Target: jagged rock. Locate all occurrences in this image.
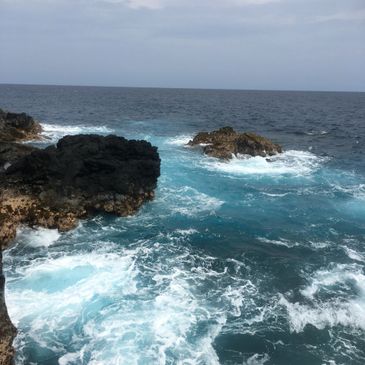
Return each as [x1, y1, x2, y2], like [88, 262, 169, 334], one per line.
[0, 108, 43, 142]
[0, 134, 161, 248]
[188, 126, 282, 160]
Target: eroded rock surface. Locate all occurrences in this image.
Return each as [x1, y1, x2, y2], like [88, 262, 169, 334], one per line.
[0, 142, 37, 172]
[0, 108, 42, 142]
[0, 134, 161, 247]
[188, 126, 282, 160]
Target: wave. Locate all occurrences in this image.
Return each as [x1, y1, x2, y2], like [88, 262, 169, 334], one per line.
[41, 123, 114, 142]
[16, 226, 60, 248]
[165, 134, 193, 146]
[304, 130, 329, 136]
[279, 264, 365, 333]
[200, 150, 326, 177]
[5, 235, 258, 365]
[332, 183, 365, 201]
[258, 237, 299, 248]
[344, 247, 365, 263]
[157, 186, 224, 216]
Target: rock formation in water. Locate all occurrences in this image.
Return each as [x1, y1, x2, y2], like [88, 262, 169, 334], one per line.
[0, 111, 161, 364]
[0, 134, 161, 247]
[0, 108, 43, 142]
[188, 126, 282, 160]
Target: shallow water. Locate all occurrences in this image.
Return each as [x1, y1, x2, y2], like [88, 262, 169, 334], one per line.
[1, 85, 365, 364]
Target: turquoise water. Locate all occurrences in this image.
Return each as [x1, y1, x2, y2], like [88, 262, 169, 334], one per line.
[1, 85, 365, 364]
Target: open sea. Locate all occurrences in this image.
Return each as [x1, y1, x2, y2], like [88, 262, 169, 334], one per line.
[1, 84, 365, 365]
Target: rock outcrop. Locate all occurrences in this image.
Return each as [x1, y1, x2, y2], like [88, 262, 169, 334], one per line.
[0, 108, 43, 142]
[188, 126, 282, 160]
[0, 112, 160, 364]
[0, 134, 161, 247]
[0, 142, 37, 172]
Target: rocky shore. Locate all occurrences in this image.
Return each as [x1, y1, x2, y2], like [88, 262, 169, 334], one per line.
[0, 110, 160, 364]
[188, 126, 282, 159]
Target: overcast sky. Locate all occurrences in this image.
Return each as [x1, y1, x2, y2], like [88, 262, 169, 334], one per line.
[0, 0, 364, 91]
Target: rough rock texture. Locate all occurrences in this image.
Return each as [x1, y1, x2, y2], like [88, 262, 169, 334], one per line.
[0, 250, 16, 365]
[0, 134, 161, 248]
[0, 108, 43, 142]
[0, 132, 160, 363]
[188, 126, 282, 160]
[0, 142, 37, 172]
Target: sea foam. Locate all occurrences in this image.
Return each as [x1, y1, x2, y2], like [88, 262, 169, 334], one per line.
[41, 123, 114, 142]
[200, 150, 326, 177]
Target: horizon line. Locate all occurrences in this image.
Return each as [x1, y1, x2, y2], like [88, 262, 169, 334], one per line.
[0, 82, 364, 94]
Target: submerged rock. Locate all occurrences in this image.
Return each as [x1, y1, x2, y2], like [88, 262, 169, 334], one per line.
[188, 126, 282, 160]
[0, 108, 43, 142]
[0, 134, 161, 247]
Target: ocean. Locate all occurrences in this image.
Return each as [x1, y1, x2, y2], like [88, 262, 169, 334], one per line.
[1, 84, 365, 365]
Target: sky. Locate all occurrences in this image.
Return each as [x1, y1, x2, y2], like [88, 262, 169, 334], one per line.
[0, 0, 364, 91]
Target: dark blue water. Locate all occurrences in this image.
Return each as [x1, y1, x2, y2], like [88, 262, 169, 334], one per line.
[1, 85, 365, 365]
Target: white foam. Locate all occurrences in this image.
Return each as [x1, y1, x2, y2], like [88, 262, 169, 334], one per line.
[165, 135, 193, 146]
[261, 192, 289, 197]
[280, 264, 365, 333]
[309, 241, 331, 249]
[258, 237, 299, 248]
[305, 130, 328, 136]
[344, 247, 365, 262]
[158, 186, 224, 216]
[173, 229, 199, 238]
[245, 353, 270, 365]
[16, 227, 60, 248]
[41, 123, 114, 142]
[331, 183, 365, 201]
[200, 150, 325, 177]
[5, 240, 255, 364]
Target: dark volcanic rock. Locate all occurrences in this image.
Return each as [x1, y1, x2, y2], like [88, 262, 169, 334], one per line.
[0, 142, 37, 172]
[0, 108, 43, 142]
[0, 251, 16, 365]
[188, 126, 282, 160]
[0, 134, 161, 247]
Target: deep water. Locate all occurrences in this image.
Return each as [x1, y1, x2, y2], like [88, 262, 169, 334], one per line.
[1, 85, 365, 365]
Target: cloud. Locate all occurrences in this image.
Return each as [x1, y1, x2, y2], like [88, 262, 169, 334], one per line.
[231, 0, 280, 5]
[313, 8, 365, 23]
[99, 0, 163, 9]
[98, 0, 280, 10]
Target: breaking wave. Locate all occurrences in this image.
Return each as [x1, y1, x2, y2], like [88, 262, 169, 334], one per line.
[200, 150, 326, 177]
[41, 123, 114, 142]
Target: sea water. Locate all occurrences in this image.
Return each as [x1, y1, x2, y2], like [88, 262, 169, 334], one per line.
[1, 85, 365, 364]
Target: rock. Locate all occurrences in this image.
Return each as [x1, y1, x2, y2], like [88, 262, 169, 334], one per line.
[0, 108, 43, 142]
[0, 134, 161, 247]
[188, 126, 282, 160]
[0, 251, 16, 365]
[0, 142, 37, 172]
